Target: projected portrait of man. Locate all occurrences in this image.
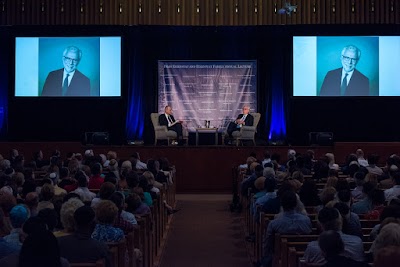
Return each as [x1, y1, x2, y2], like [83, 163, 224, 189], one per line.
[319, 45, 369, 96]
[41, 46, 91, 96]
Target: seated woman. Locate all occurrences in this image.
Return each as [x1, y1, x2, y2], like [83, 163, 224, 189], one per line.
[92, 200, 124, 243]
[125, 193, 150, 216]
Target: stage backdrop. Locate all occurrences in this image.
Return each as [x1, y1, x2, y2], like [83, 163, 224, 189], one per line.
[157, 61, 257, 132]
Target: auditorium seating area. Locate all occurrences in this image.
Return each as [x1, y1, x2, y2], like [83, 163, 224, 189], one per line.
[236, 149, 400, 267]
[0, 148, 176, 267]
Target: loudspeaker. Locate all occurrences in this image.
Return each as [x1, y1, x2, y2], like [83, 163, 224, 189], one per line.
[84, 132, 109, 145]
[309, 132, 333, 146]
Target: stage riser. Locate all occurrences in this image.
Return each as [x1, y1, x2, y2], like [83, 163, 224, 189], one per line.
[1, 142, 400, 193]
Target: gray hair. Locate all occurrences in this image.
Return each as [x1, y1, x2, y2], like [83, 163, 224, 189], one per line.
[63, 46, 82, 60]
[341, 45, 361, 60]
[373, 223, 400, 258]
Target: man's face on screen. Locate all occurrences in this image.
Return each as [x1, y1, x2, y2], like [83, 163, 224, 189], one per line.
[62, 51, 80, 73]
[341, 49, 358, 73]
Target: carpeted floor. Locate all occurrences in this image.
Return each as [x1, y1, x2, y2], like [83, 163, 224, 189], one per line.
[159, 194, 252, 267]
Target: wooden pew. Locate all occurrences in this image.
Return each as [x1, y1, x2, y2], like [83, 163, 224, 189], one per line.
[107, 238, 127, 267]
[70, 258, 105, 267]
[126, 231, 137, 267]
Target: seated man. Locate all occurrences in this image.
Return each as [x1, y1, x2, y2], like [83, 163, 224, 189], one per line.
[158, 105, 184, 145]
[58, 206, 110, 266]
[261, 190, 312, 267]
[319, 230, 369, 267]
[303, 207, 365, 265]
[226, 105, 254, 143]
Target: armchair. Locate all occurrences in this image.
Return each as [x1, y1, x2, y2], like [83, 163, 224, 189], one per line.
[151, 113, 188, 145]
[224, 113, 261, 146]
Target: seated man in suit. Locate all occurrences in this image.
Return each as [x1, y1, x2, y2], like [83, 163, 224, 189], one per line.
[319, 45, 369, 96]
[226, 105, 254, 144]
[158, 105, 184, 145]
[41, 46, 91, 96]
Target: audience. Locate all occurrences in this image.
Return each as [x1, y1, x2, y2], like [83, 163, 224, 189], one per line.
[0, 147, 396, 267]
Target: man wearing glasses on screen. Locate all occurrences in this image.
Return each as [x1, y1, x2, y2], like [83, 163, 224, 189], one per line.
[41, 46, 91, 96]
[319, 45, 369, 96]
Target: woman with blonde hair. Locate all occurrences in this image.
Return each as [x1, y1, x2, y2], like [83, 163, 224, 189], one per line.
[54, 198, 84, 237]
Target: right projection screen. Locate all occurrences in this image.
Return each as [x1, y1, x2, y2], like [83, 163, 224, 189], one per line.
[158, 61, 257, 132]
[293, 36, 400, 96]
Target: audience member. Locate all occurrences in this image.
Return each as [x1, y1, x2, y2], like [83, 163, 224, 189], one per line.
[72, 171, 96, 202]
[126, 193, 150, 215]
[299, 179, 321, 207]
[58, 205, 110, 266]
[92, 200, 124, 242]
[373, 246, 400, 267]
[351, 182, 376, 214]
[54, 198, 84, 237]
[334, 202, 362, 238]
[366, 154, 383, 176]
[0, 230, 70, 267]
[318, 230, 368, 267]
[261, 190, 312, 266]
[352, 172, 366, 202]
[88, 163, 104, 190]
[370, 222, 400, 259]
[303, 207, 365, 265]
[384, 172, 400, 201]
[109, 192, 136, 233]
[3, 205, 29, 248]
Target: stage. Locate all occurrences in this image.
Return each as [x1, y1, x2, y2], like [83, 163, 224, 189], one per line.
[1, 142, 400, 193]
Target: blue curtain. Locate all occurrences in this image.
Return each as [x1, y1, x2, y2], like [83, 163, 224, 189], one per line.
[267, 35, 288, 142]
[0, 29, 8, 139]
[125, 32, 145, 141]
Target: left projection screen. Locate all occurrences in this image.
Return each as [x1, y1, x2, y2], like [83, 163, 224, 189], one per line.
[15, 37, 121, 97]
[158, 61, 257, 132]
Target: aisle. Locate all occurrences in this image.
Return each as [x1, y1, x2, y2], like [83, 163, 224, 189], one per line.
[159, 194, 252, 267]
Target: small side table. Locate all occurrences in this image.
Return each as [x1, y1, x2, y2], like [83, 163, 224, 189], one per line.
[195, 127, 219, 146]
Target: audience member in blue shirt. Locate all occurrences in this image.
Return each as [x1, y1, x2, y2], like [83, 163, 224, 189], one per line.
[261, 190, 312, 266]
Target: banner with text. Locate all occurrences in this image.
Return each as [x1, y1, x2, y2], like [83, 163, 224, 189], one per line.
[158, 61, 257, 132]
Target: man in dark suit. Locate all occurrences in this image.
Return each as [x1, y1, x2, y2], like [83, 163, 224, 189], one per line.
[319, 45, 369, 96]
[41, 46, 91, 96]
[226, 105, 254, 139]
[158, 105, 184, 145]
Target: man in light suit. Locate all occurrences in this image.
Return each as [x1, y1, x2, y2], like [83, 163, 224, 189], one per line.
[226, 105, 254, 139]
[319, 45, 369, 96]
[41, 46, 91, 96]
[158, 105, 184, 145]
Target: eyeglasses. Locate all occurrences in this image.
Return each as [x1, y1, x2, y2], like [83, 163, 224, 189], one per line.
[341, 55, 358, 63]
[63, 56, 79, 64]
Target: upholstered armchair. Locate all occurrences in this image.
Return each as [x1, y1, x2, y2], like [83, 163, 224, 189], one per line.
[151, 113, 188, 145]
[225, 113, 261, 146]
